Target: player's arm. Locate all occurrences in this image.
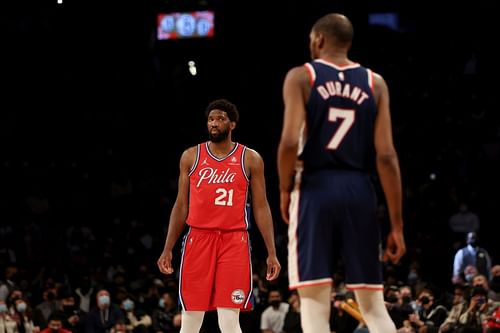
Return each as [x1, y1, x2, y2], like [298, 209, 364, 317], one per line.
[373, 72, 406, 264]
[157, 146, 196, 274]
[246, 148, 281, 281]
[277, 65, 309, 224]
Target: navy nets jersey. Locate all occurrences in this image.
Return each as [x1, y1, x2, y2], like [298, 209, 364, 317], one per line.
[299, 59, 377, 174]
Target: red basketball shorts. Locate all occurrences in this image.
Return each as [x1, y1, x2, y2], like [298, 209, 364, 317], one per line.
[179, 228, 253, 311]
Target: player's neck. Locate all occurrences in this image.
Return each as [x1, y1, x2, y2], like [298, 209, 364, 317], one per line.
[320, 52, 352, 66]
[208, 140, 236, 158]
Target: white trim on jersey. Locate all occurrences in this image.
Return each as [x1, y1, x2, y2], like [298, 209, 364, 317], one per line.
[304, 62, 316, 86]
[290, 278, 333, 290]
[240, 146, 249, 182]
[178, 228, 192, 311]
[205, 142, 239, 161]
[244, 230, 253, 309]
[243, 190, 250, 230]
[366, 68, 374, 93]
[188, 145, 201, 176]
[288, 168, 302, 288]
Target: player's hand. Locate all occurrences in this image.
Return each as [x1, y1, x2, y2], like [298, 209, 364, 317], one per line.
[280, 191, 291, 224]
[266, 255, 281, 281]
[383, 229, 406, 264]
[157, 249, 174, 274]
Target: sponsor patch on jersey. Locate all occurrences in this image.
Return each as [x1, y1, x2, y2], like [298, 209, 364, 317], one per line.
[228, 156, 239, 166]
[231, 289, 245, 304]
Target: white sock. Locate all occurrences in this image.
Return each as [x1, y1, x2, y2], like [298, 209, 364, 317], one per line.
[298, 285, 332, 333]
[354, 289, 396, 333]
[217, 308, 242, 333]
[180, 310, 205, 333]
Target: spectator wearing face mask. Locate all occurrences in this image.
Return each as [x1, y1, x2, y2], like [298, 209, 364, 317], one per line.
[0, 299, 19, 333]
[151, 291, 180, 333]
[260, 288, 289, 333]
[120, 298, 151, 333]
[471, 274, 499, 302]
[33, 288, 60, 330]
[439, 284, 470, 333]
[458, 285, 495, 333]
[56, 290, 85, 333]
[408, 289, 448, 333]
[39, 313, 70, 333]
[12, 298, 38, 333]
[452, 232, 492, 285]
[84, 289, 124, 333]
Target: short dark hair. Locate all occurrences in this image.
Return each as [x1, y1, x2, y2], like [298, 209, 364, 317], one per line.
[313, 13, 353, 46]
[471, 285, 487, 297]
[205, 99, 239, 124]
[48, 311, 65, 322]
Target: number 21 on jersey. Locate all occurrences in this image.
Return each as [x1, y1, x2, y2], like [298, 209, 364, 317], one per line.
[215, 188, 233, 206]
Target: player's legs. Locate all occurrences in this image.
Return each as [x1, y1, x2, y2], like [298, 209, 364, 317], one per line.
[180, 310, 205, 333]
[354, 289, 396, 333]
[217, 308, 242, 333]
[297, 285, 331, 333]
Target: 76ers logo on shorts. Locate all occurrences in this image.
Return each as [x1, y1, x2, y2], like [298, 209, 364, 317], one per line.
[231, 289, 245, 304]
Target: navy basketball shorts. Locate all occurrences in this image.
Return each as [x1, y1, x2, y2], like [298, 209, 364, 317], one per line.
[288, 169, 383, 291]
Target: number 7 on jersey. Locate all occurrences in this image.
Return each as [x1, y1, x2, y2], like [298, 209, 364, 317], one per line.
[327, 107, 355, 150]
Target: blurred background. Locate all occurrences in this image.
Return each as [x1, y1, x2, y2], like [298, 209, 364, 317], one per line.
[1, 0, 499, 331]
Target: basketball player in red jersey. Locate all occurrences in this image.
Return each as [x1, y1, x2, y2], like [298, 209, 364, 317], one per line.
[158, 99, 281, 333]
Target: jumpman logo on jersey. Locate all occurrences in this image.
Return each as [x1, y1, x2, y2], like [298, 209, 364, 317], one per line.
[201, 158, 208, 165]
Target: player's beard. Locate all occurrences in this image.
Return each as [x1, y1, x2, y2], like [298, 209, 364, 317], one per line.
[209, 127, 230, 143]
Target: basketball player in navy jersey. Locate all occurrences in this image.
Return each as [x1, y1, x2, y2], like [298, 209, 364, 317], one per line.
[277, 13, 406, 333]
[158, 99, 280, 333]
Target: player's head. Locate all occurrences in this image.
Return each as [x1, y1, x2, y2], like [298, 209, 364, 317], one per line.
[310, 13, 353, 59]
[205, 99, 239, 143]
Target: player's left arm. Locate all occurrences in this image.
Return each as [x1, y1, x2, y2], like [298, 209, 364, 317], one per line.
[246, 148, 281, 281]
[373, 72, 406, 264]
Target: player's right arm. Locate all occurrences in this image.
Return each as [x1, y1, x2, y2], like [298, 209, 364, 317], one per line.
[157, 146, 196, 274]
[372, 72, 406, 265]
[277, 65, 309, 224]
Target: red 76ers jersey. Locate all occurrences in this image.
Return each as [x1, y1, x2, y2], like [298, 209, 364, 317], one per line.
[186, 142, 250, 231]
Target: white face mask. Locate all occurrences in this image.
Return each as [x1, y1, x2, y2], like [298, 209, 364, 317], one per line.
[16, 302, 27, 312]
[465, 274, 475, 282]
[98, 295, 110, 306]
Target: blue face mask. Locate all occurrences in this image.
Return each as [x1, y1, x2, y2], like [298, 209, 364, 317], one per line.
[0, 304, 8, 313]
[158, 298, 165, 308]
[123, 299, 134, 312]
[16, 302, 27, 313]
[98, 295, 110, 306]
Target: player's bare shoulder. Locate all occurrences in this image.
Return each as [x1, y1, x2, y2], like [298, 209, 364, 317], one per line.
[243, 147, 264, 177]
[372, 71, 389, 102]
[179, 145, 198, 171]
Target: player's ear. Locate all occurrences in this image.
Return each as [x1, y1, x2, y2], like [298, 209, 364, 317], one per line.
[230, 121, 236, 130]
[317, 33, 326, 48]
